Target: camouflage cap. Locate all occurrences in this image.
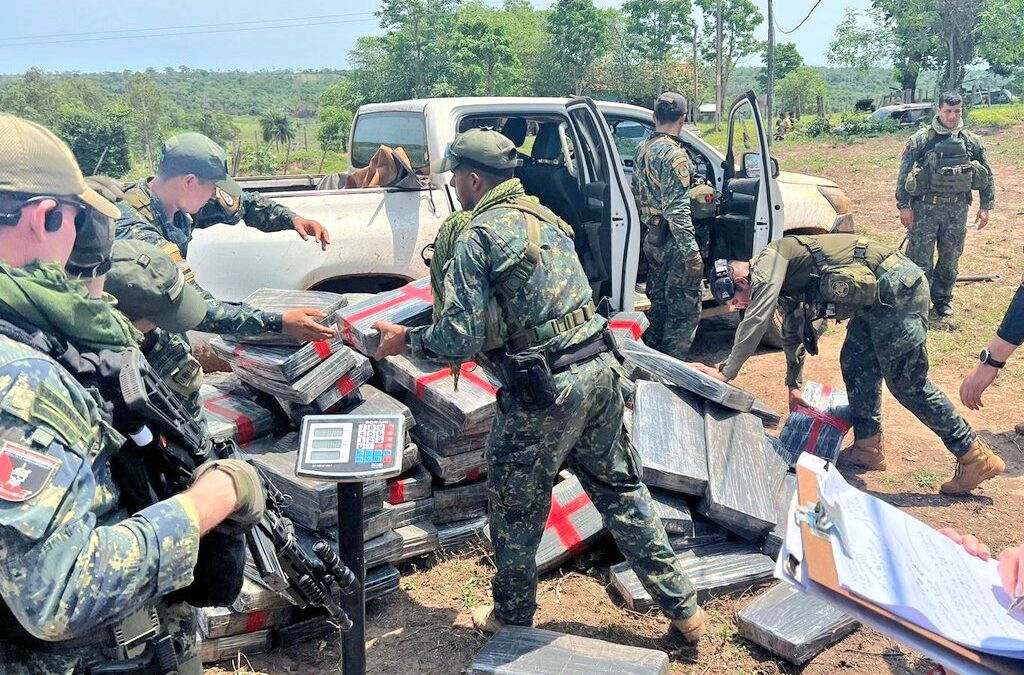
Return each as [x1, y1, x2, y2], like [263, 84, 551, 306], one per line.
[0, 114, 120, 219]
[434, 128, 521, 173]
[106, 239, 206, 333]
[655, 92, 688, 116]
[158, 132, 242, 198]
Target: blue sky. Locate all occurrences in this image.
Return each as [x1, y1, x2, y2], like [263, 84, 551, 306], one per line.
[0, 0, 872, 74]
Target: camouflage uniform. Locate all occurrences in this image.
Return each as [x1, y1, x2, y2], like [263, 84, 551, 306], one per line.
[408, 178, 698, 626]
[114, 185, 284, 336]
[720, 234, 975, 458]
[632, 133, 703, 358]
[896, 125, 995, 310]
[0, 278, 202, 674]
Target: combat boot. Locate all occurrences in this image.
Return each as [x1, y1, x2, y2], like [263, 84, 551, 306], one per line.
[470, 605, 505, 634]
[939, 437, 1005, 495]
[934, 303, 954, 318]
[671, 607, 707, 644]
[837, 433, 886, 471]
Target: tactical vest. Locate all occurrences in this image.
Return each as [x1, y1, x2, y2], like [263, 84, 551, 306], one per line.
[909, 133, 975, 195]
[795, 236, 877, 321]
[123, 186, 160, 227]
[471, 197, 582, 352]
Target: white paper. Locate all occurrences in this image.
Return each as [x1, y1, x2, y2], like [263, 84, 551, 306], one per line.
[819, 466, 1024, 658]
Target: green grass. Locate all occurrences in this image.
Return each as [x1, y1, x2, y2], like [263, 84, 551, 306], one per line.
[908, 468, 944, 490]
[968, 103, 1024, 129]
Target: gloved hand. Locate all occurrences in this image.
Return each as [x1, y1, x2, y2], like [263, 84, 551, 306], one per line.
[681, 249, 704, 286]
[193, 459, 266, 534]
[85, 175, 125, 204]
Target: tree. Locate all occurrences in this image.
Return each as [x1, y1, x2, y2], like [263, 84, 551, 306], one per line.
[757, 42, 803, 91]
[936, 0, 986, 92]
[319, 80, 357, 111]
[622, 0, 692, 93]
[260, 110, 296, 172]
[694, 0, 763, 102]
[125, 71, 167, 169]
[452, 15, 519, 95]
[541, 0, 610, 96]
[56, 104, 133, 177]
[376, 0, 463, 98]
[493, 0, 548, 94]
[978, 0, 1024, 75]
[316, 106, 353, 172]
[775, 66, 828, 117]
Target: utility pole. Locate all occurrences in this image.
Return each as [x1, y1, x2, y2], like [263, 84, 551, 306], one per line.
[692, 22, 699, 125]
[766, 0, 775, 145]
[715, 0, 723, 131]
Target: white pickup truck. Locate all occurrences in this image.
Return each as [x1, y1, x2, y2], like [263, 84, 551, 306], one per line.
[189, 93, 853, 322]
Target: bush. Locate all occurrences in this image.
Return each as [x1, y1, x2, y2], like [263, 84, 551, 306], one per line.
[831, 113, 901, 137]
[55, 104, 133, 177]
[802, 116, 833, 137]
[240, 145, 280, 176]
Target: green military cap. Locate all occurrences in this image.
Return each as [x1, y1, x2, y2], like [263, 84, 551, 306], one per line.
[434, 128, 522, 173]
[106, 239, 206, 333]
[0, 114, 120, 219]
[655, 92, 688, 116]
[158, 132, 242, 198]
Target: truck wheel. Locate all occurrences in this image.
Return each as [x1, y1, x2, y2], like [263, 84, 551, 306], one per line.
[758, 308, 826, 349]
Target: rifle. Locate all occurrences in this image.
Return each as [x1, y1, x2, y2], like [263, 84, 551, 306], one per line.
[115, 348, 359, 630]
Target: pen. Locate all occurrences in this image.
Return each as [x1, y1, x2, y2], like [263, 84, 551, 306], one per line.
[1008, 595, 1024, 615]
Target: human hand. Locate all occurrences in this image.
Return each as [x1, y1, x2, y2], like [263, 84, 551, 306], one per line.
[997, 546, 1024, 603]
[899, 207, 914, 230]
[975, 209, 990, 230]
[788, 387, 809, 412]
[960, 364, 998, 410]
[372, 321, 408, 360]
[282, 308, 336, 342]
[687, 361, 727, 382]
[293, 216, 330, 251]
[682, 250, 704, 286]
[938, 527, 992, 561]
[192, 459, 266, 535]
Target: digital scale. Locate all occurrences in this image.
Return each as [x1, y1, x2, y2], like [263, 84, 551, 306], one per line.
[294, 413, 406, 675]
[296, 414, 405, 482]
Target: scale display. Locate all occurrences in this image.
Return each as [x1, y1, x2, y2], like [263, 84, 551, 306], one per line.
[295, 414, 405, 482]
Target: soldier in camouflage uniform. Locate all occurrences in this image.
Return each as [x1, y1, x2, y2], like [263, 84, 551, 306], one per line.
[896, 92, 996, 317]
[373, 129, 707, 641]
[691, 233, 1004, 495]
[115, 132, 335, 342]
[632, 92, 704, 358]
[0, 114, 264, 674]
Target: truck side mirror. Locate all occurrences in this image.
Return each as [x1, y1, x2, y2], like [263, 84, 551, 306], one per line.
[742, 152, 762, 178]
[770, 157, 780, 179]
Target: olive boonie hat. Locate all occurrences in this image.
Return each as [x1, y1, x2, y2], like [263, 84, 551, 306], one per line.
[0, 114, 120, 220]
[106, 240, 206, 333]
[158, 132, 242, 198]
[433, 128, 522, 173]
[655, 91, 688, 116]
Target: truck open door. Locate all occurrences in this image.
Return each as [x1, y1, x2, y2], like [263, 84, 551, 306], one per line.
[565, 97, 641, 313]
[711, 91, 784, 262]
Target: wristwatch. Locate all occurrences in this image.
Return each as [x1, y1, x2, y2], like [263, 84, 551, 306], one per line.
[980, 349, 1006, 369]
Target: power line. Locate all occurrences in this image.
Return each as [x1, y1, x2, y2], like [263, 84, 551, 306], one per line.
[0, 16, 378, 49]
[0, 11, 376, 43]
[775, 0, 823, 34]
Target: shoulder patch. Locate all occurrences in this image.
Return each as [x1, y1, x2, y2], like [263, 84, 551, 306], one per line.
[0, 441, 60, 502]
[160, 242, 196, 284]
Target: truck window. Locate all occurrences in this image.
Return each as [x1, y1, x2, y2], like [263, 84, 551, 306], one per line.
[607, 118, 652, 162]
[351, 112, 429, 169]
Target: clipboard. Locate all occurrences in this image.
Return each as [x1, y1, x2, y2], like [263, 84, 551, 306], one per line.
[793, 462, 1022, 675]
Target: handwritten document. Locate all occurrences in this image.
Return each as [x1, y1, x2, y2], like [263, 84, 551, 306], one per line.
[821, 467, 1024, 658]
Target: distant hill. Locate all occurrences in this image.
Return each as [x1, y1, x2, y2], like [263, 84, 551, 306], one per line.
[0, 68, 347, 117]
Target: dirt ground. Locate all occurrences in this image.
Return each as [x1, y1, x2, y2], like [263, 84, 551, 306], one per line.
[210, 123, 1024, 674]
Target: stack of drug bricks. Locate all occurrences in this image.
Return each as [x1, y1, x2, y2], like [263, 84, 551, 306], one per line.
[606, 336, 859, 666]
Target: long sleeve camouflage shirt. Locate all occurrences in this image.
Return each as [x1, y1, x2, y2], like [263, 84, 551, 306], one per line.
[114, 184, 283, 335]
[407, 181, 601, 364]
[192, 189, 298, 233]
[895, 126, 996, 210]
[0, 335, 201, 643]
[631, 133, 697, 255]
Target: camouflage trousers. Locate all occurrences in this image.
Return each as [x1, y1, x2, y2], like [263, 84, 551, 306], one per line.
[904, 199, 970, 308]
[839, 254, 975, 458]
[644, 248, 702, 360]
[0, 602, 200, 675]
[486, 354, 698, 625]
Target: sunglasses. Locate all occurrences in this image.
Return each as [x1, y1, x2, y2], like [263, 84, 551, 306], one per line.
[0, 195, 94, 229]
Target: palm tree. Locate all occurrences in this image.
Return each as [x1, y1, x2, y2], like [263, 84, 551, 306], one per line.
[259, 110, 296, 173]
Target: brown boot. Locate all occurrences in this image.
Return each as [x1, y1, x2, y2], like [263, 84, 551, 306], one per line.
[837, 433, 886, 471]
[471, 605, 505, 635]
[671, 607, 707, 644]
[940, 437, 1005, 495]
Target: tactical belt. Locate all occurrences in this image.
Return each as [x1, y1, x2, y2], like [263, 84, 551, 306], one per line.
[548, 329, 617, 373]
[507, 301, 596, 352]
[918, 193, 967, 205]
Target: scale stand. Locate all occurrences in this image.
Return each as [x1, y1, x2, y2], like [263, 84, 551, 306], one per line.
[294, 414, 406, 675]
